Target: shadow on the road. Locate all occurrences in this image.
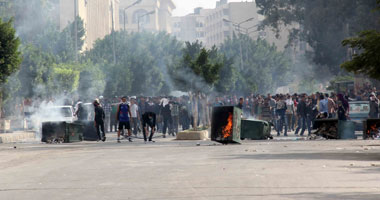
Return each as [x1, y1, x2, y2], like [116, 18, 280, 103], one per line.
[282, 192, 380, 200]
[227, 152, 380, 161]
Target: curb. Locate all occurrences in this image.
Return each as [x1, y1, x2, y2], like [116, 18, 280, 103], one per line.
[0, 132, 36, 144]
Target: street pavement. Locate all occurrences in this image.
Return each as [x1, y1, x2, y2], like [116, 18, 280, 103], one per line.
[0, 133, 380, 200]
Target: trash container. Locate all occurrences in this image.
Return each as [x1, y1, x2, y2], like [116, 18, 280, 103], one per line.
[211, 106, 241, 144]
[64, 122, 84, 143]
[82, 121, 99, 141]
[240, 119, 271, 140]
[42, 122, 83, 143]
[363, 119, 380, 139]
[338, 120, 356, 139]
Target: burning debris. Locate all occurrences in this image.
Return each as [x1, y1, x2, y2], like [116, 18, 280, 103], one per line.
[211, 106, 241, 144]
[363, 119, 380, 139]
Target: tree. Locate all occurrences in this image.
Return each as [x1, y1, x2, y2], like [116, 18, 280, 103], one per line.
[0, 18, 22, 117]
[0, 18, 22, 84]
[17, 45, 55, 98]
[219, 34, 291, 94]
[170, 41, 223, 128]
[256, 0, 380, 78]
[341, 30, 380, 80]
[87, 31, 183, 97]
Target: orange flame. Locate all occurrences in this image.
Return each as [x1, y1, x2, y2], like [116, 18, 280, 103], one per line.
[368, 124, 378, 134]
[222, 112, 233, 139]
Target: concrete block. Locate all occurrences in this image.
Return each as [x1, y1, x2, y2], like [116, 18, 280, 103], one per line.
[0, 132, 36, 144]
[176, 130, 209, 140]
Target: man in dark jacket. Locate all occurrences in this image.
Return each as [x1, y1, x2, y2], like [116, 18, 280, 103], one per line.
[94, 100, 106, 142]
[142, 112, 156, 142]
[295, 95, 308, 136]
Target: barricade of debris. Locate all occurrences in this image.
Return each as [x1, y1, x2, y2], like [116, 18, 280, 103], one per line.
[311, 122, 338, 139]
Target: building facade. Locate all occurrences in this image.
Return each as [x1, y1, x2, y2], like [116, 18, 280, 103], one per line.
[204, 0, 259, 48]
[171, 7, 209, 44]
[171, 0, 294, 51]
[60, 0, 120, 50]
[119, 0, 175, 33]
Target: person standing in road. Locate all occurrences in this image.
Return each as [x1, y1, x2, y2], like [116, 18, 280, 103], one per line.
[130, 98, 140, 136]
[141, 111, 156, 143]
[285, 95, 295, 132]
[94, 100, 106, 142]
[116, 96, 133, 143]
[295, 95, 307, 136]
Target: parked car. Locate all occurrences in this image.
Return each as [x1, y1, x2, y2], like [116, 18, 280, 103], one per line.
[349, 101, 369, 131]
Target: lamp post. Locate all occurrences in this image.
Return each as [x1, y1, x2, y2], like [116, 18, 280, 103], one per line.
[123, 0, 142, 31]
[223, 17, 255, 70]
[137, 10, 155, 32]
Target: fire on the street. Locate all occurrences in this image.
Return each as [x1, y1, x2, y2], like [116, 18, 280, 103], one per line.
[222, 112, 233, 138]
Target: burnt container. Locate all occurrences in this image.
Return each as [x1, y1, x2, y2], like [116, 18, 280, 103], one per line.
[42, 122, 83, 143]
[82, 121, 99, 141]
[211, 106, 241, 144]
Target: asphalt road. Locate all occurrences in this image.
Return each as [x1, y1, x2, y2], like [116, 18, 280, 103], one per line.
[0, 134, 380, 200]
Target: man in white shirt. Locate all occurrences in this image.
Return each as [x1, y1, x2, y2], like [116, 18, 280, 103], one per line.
[130, 98, 140, 136]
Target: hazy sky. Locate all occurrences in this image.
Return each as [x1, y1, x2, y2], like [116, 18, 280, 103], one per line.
[172, 0, 254, 16]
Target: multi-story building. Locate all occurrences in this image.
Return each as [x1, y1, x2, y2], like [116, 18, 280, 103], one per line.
[119, 0, 175, 33]
[205, 0, 259, 48]
[171, 7, 210, 44]
[59, 0, 120, 51]
[171, 0, 293, 51]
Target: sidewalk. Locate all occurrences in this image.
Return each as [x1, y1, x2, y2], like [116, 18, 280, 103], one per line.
[0, 131, 36, 144]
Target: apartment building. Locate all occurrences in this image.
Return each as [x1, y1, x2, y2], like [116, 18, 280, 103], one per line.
[171, 7, 210, 44]
[60, 0, 120, 50]
[119, 0, 175, 33]
[204, 0, 259, 48]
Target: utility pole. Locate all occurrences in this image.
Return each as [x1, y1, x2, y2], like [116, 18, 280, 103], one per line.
[123, 0, 142, 31]
[74, 0, 78, 62]
[138, 10, 155, 32]
[223, 18, 254, 71]
[111, 0, 116, 64]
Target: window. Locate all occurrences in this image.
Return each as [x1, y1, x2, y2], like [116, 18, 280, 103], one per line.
[223, 9, 229, 15]
[132, 9, 150, 24]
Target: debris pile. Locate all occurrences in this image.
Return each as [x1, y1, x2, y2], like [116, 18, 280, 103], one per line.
[313, 123, 338, 139]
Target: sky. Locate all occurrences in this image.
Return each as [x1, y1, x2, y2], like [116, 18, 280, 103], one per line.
[171, 0, 254, 16]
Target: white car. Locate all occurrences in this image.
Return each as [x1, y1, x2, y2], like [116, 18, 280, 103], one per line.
[41, 106, 77, 122]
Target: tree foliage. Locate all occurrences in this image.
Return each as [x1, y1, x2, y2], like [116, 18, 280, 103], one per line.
[341, 30, 380, 79]
[170, 41, 224, 93]
[87, 31, 183, 97]
[0, 18, 22, 84]
[256, 0, 380, 77]
[220, 34, 291, 94]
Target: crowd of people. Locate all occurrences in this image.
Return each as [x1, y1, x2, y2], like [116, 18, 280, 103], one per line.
[6, 85, 380, 142]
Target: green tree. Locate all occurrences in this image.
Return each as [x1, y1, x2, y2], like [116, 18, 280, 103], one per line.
[87, 31, 183, 97]
[256, 0, 380, 78]
[17, 45, 55, 98]
[170, 41, 223, 128]
[220, 34, 290, 94]
[0, 18, 22, 84]
[341, 30, 380, 80]
[0, 18, 22, 117]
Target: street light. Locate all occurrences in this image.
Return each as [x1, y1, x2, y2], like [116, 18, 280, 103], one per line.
[223, 17, 255, 70]
[138, 10, 155, 32]
[123, 0, 142, 31]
